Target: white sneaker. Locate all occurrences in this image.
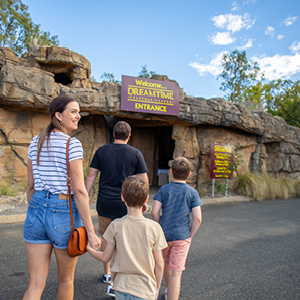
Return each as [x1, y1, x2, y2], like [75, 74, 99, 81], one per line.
[165, 287, 168, 300]
[101, 274, 111, 284]
[106, 285, 115, 297]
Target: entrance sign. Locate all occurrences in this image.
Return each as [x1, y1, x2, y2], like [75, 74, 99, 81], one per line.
[210, 143, 234, 179]
[121, 75, 179, 116]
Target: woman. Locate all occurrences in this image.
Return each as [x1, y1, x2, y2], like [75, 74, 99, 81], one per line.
[23, 95, 101, 300]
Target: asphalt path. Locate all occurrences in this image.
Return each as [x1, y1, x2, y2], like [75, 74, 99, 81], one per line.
[0, 198, 299, 300]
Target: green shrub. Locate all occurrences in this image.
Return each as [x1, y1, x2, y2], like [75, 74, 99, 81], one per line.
[0, 182, 16, 196]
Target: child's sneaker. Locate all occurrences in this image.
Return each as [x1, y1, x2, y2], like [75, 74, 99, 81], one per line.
[101, 274, 111, 284]
[106, 285, 115, 297]
[165, 287, 168, 300]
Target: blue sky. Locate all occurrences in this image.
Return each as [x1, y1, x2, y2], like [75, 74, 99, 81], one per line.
[24, 0, 300, 99]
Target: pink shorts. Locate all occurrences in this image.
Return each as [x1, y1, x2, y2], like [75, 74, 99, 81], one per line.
[162, 238, 191, 271]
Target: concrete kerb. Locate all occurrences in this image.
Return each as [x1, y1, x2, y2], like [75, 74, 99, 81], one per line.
[0, 196, 254, 225]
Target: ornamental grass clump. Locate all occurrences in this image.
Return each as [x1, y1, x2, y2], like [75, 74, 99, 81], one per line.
[233, 172, 268, 200]
[233, 173, 299, 200]
[294, 180, 300, 197]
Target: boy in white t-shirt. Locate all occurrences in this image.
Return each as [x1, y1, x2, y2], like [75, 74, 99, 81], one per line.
[87, 175, 167, 300]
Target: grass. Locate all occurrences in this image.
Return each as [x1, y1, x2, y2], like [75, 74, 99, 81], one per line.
[0, 182, 17, 197]
[232, 172, 300, 200]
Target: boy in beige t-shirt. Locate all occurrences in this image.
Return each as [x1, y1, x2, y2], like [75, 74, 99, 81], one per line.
[87, 175, 167, 300]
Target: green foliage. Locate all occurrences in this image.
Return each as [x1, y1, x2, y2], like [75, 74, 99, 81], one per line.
[218, 50, 300, 127]
[265, 79, 300, 128]
[0, 182, 16, 196]
[218, 50, 263, 106]
[90, 75, 97, 82]
[0, 0, 58, 56]
[230, 146, 245, 177]
[100, 72, 120, 84]
[232, 172, 300, 200]
[138, 65, 156, 78]
[215, 180, 227, 195]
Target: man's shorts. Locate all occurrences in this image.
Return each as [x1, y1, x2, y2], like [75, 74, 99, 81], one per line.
[23, 190, 83, 249]
[98, 215, 113, 236]
[162, 238, 191, 271]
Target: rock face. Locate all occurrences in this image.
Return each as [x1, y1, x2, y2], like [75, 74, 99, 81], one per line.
[1, 46, 300, 189]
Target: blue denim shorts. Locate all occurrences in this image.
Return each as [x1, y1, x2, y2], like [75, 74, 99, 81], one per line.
[114, 291, 147, 300]
[23, 190, 83, 249]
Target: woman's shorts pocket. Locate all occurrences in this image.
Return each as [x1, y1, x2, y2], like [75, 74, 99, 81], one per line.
[53, 209, 73, 234]
[24, 205, 39, 227]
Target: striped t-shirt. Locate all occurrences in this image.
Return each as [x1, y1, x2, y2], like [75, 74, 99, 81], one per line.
[28, 131, 83, 194]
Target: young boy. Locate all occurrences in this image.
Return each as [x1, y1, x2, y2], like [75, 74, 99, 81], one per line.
[87, 175, 167, 300]
[151, 157, 202, 300]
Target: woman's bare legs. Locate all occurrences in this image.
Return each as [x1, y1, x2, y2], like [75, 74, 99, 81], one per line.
[54, 248, 78, 300]
[23, 243, 53, 300]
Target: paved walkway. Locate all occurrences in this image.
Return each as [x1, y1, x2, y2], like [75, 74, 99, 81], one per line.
[0, 186, 254, 224]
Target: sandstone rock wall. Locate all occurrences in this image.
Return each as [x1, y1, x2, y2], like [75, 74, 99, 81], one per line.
[1, 46, 300, 189]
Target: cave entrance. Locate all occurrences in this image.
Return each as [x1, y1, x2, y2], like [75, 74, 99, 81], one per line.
[54, 73, 72, 85]
[129, 126, 174, 186]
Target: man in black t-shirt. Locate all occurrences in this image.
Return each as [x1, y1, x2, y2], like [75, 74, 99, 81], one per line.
[85, 121, 148, 285]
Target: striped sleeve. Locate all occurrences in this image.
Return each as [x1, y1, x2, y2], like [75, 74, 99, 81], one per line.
[69, 138, 83, 162]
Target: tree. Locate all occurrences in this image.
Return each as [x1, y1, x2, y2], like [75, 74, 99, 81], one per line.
[0, 0, 58, 56]
[218, 50, 263, 107]
[265, 80, 300, 127]
[138, 65, 156, 78]
[100, 72, 120, 84]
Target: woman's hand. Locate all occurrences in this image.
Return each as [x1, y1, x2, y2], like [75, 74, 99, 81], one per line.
[87, 232, 102, 250]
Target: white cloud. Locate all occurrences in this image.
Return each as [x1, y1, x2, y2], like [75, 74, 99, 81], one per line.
[211, 13, 255, 33]
[189, 52, 227, 77]
[209, 32, 235, 45]
[277, 34, 284, 40]
[243, 0, 257, 5]
[289, 41, 300, 53]
[237, 38, 254, 50]
[265, 26, 275, 36]
[253, 53, 300, 80]
[284, 16, 297, 26]
[231, 1, 239, 11]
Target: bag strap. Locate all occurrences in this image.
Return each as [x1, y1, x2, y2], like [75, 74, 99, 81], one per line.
[66, 137, 74, 230]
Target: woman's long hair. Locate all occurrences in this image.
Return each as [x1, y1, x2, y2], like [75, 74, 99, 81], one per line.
[37, 95, 76, 165]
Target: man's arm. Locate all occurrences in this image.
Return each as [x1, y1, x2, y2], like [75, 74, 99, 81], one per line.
[153, 250, 164, 300]
[85, 167, 99, 195]
[151, 200, 162, 223]
[87, 240, 115, 263]
[136, 172, 148, 182]
[190, 206, 202, 239]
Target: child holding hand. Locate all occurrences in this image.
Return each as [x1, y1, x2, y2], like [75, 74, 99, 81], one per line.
[87, 175, 167, 300]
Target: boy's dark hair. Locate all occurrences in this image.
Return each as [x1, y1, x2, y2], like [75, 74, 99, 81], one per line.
[113, 121, 131, 141]
[122, 175, 149, 208]
[172, 157, 191, 180]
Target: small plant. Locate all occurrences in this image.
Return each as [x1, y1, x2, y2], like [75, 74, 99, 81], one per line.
[0, 182, 16, 196]
[215, 179, 227, 195]
[230, 146, 245, 177]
